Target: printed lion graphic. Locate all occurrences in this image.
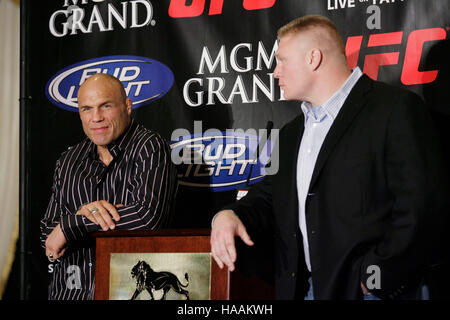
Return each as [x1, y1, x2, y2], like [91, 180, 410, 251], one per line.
[130, 260, 190, 300]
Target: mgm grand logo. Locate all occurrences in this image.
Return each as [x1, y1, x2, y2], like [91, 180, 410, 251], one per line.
[49, 0, 155, 37]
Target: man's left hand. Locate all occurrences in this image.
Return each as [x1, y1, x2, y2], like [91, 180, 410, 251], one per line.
[45, 224, 67, 261]
[76, 200, 122, 231]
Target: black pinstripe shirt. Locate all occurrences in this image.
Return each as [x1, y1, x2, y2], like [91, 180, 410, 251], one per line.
[40, 120, 177, 300]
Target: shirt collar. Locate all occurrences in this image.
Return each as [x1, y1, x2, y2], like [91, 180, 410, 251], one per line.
[301, 67, 363, 123]
[301, 103, 326, 123]
[83, 119, 138, 161]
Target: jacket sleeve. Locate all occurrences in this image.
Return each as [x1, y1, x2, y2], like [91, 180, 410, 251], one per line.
[219, 122, 292, 239]
[221, 174, 274, 239]
[59, 134, 177, 244]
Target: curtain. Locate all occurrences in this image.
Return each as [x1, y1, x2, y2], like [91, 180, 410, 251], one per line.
[0, 0, 20, 298]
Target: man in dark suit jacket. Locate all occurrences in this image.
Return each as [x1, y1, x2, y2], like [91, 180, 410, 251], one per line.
[210, 15, 449, 300]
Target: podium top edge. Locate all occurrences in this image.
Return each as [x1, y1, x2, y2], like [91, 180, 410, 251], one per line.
[91, 228, 211, 238]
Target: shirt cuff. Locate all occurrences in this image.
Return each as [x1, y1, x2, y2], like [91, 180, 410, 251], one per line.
[59, 214, 99, 243]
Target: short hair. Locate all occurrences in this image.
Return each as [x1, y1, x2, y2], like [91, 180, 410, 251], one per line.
[277, 15, 345, 55]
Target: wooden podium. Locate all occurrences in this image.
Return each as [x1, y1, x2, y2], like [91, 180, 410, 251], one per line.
[93, 229, 274, 300]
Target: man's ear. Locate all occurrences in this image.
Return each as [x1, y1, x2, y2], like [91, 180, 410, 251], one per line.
[308, 48, 323, 71]
[125, 97, 133, 115]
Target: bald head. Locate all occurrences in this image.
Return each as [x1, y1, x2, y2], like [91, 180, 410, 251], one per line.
[78, 73, 127, 105]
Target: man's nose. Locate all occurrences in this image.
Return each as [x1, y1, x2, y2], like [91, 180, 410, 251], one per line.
[273, 64, 280, 79]
[92, 108, 104, 122]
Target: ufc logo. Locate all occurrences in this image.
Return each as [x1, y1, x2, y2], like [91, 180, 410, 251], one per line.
[168, 0, 276, 18]
[345, 28, 447, 85]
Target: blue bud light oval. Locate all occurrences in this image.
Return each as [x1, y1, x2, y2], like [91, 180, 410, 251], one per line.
[46, 55, 174, 112]
[170, 131, 274, 192]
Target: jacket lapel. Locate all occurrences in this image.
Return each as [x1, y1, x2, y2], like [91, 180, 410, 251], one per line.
[274, 113, 304, 226]
[287, 115, 305, 174]
[308, 75, 374, 190]
[285, 114, 305, 225]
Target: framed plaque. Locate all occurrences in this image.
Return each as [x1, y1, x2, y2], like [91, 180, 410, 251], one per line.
[93, 229, 228, 300]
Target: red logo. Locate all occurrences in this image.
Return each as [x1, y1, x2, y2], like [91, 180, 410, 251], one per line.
[346, 28, 447, 85]
[168, 0, 276, 18]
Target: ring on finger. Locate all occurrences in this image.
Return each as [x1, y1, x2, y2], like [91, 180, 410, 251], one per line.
[90, 207, 99, 215]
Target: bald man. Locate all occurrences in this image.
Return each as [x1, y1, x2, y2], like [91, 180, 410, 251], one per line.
[40, 74, 177, 300]
[211, 15, 449, 300]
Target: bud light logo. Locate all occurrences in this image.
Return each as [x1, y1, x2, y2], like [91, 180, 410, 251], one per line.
[170, 125, 279, 192]
[46, 55, 174, 112]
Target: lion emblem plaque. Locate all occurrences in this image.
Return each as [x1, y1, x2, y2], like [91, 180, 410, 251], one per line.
[109, 253, 211, 300]
[130, 260, 190, 300]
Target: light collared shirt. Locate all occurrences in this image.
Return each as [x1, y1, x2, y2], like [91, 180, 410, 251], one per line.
[297, 67, 363, 272]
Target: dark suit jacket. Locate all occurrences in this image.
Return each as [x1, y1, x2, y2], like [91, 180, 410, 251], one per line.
[225, 75, 450, 300]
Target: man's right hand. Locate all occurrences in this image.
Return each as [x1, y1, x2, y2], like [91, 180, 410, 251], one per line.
[210, 210, 254, 272]
[76, 200, 122, 231]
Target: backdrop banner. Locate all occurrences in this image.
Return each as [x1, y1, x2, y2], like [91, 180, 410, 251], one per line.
[21, 0, 449, 299]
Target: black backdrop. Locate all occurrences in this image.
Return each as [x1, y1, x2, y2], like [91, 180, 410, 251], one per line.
[6, 0, 450, 299]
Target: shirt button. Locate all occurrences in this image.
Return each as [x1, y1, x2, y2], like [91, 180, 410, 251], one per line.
[89, 263, 93, 267]
[307, 149, 312, 154]
[313, 123, 317, 128]
[311, 230, 316, 235]
[291, 272, 296, 278]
